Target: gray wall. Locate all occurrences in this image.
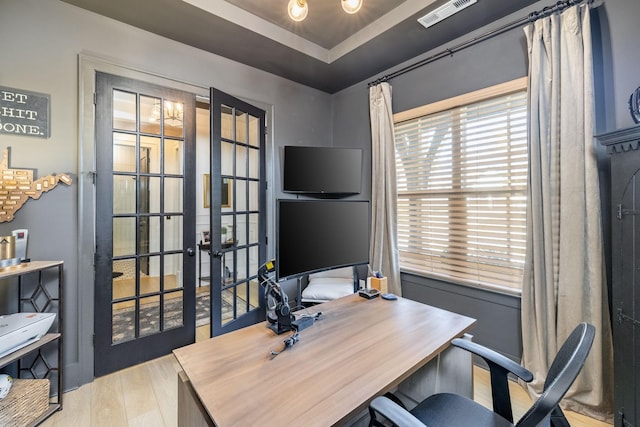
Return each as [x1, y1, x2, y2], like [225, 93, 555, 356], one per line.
[332, 0, 640, 361]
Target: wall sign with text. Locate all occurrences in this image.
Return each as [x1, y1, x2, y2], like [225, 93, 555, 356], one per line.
[0, 86, 50, 138]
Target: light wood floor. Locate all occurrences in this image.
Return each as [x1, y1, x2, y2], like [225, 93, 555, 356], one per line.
[473, 367, 611, 427]
[42, 342, 611, 427]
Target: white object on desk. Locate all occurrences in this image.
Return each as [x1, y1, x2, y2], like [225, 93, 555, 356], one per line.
[301, 266, 355, 303]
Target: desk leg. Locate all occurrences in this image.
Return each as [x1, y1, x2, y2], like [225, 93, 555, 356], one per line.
[178, 371, 214, 427]
[395, 333, 474, 409]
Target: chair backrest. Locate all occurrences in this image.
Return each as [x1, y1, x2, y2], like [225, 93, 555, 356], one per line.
[516, 323, 595, 427]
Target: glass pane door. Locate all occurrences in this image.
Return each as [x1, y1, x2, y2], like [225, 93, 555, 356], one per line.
[209, 88, 266, 336]
[95, 73, 196, 376]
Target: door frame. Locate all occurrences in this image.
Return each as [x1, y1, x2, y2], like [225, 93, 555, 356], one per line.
[78, 55, 275, 385]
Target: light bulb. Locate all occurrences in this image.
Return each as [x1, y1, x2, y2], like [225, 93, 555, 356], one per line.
[341, 0, 362, 14]
[288, 0, 308, 21]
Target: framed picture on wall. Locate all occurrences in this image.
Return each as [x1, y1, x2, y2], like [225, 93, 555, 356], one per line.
[222, 177, 231, 208]
[201, 230, 210, 244]
[203, 174, 232, 208]
[203, 174, 210, 208]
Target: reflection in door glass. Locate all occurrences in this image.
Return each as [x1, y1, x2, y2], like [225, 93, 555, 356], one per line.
[236, 247, 247, 281]
[140, 96, 161, 135]
[222, 289, 234, 326]
[164, 139, 184, 174]
[112, 259, 136, 299]
[236, 145, 247, 178]
[249, 181, 259, 211]
[113, 133, 136, 172]
[113, 175, 136, 215]
[235, 179, 246, 211]
[249, 214, 259, 245]
[113, 90, 136, 131]
[164, 216, 183, 251]
[139, 295, 161, 337]
[164, 253, 184, 289]
[113, 217, 136, 257]
[249, 148, 259, 179]
[223, 252, 235, 285]
[221, 105, 233, 140]
[249, 246, 259, 280]
[235, 111, 247, 143]
[248, 114, 259, 147]
[249, 280, 259, 311]
[236, 214, 247, 246]
[141, 136, 161, 173]
[236, 284, 249, 316]
[164, 177, 183, 212]
[138, 176, 161, 215]
[145, 216, 161, 253]
[221, 178, 232, 210]
[221, 215, 234, 244]
[163, 100, 184, 138]
[112, 300, 134, 344]
[164, 290, 184, 330]
[221, 141, 234, 176]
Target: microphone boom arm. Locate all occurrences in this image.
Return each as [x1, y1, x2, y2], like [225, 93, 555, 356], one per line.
[258, 259, 293, 334]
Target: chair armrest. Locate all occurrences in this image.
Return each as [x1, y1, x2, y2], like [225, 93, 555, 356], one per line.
[451, 338, 533, 382]
[369, 396, 425, 427]
[451, 338, 533, 423]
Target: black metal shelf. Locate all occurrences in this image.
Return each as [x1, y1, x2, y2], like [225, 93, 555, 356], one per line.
[0, 261, 64, 425]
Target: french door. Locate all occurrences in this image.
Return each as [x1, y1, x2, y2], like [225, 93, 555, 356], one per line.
[208, 88, 266, 336]
[94, 72, 196, 376]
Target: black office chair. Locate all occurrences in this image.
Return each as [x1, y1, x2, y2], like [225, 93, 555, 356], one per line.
[369, 322, 595, 427]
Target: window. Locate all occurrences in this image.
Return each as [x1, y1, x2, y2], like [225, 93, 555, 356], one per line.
[394, 79, 527, 293]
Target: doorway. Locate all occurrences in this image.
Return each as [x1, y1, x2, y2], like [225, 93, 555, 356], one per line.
[91, 71, 269, 377]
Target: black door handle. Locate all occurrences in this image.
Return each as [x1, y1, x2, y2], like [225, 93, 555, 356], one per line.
[187, 248, 195, 256]
[212, 250, 223, 258]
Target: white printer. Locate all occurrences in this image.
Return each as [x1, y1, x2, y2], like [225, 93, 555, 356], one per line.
[0, 312, 56, 358]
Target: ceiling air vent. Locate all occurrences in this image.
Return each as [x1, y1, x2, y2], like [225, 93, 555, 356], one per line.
[418, 0, 478, 29]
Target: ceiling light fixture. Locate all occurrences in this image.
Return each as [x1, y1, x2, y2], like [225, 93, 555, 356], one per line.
[341, 0, 363, 14]
[152, 100, 184, 126]
[164, 101, 183, 127]
[288, 0, 308, 22]
[287, 0, 362, 22]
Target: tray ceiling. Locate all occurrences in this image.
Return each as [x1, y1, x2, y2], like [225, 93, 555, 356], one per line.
[61, 0, 540, 93]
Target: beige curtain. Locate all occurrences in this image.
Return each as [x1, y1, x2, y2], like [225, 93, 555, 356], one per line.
[522, 3, 613, 422]
[368, 83, 401, 295]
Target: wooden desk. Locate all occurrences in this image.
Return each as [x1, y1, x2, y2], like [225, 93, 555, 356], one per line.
[173, 294, 476, 427]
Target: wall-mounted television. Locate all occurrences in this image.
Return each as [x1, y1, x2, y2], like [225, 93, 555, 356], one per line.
[283, 146, 362, 195]
[277, 199, 370, 281]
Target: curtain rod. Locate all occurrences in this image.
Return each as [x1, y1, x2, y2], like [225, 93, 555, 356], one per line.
[368, 0, 587, 87]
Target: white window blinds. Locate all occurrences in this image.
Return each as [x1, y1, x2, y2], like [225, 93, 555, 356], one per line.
[394, 85, 527, 293]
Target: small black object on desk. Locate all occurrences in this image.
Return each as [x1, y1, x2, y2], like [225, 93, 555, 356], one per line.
[358, 288, 380, 299]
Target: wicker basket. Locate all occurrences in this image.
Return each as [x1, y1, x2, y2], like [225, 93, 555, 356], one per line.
[0, 379, 50, 426]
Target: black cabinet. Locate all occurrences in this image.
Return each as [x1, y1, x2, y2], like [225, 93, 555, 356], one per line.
[0, 261, 63, 425]
[598, 125, 640, 427]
